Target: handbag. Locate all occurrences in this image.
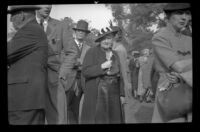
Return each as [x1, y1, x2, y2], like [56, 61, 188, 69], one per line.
[157, 79, 192, 122]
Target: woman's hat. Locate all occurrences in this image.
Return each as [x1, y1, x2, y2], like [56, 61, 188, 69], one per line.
[95, 27, 118, 42]
[8, 5, 41, 14]
[163, 3, 191, 12]
[72, 20, 90, 33]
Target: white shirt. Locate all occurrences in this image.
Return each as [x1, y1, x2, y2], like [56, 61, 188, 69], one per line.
[74, 39, 83, 49]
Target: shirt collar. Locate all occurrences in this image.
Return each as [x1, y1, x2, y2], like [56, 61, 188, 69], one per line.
[74, 38, 84, 45]
[35, 13, 50, 24]
[74, 38, 79, 45]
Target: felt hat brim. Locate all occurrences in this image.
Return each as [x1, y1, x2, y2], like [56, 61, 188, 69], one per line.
[72, 28, 91, 33]
[163, 3, 191, 12]
[8, 5, 41, 14]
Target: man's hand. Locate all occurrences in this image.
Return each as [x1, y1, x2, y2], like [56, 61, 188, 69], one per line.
[101, 60, 112, 69]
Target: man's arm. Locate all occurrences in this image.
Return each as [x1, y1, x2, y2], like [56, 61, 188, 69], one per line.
[8, 23, 48, 66]
[170, 58, 192, 73]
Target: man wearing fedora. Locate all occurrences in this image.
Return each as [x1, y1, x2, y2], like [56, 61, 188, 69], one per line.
[7, 5, 48, 124]
[151, 3, 192, 123]
[63, 20, 91, 124]
[36, 5, 75, 124]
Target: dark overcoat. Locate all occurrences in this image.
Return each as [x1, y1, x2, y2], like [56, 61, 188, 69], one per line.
[80, 45, 125, 124]
[7, 18, 48, 111]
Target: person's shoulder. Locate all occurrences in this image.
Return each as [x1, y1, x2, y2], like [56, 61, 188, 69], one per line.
[23, 19, 44, 34]
[49, 17, 61, 24]
[153, 27, 170, 38]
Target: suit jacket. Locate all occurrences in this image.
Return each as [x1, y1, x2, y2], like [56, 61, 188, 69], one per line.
[7, 18, 48, 111]
[45, 17, 76, 79]
[63, 39, 91, 91]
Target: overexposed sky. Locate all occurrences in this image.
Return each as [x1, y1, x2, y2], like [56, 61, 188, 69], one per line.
[50, 4, 115, 30]
[7, 4, 114, 32]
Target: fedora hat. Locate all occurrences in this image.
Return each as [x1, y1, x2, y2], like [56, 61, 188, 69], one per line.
[72, 20, 90, 33]
[8, 5, 41, 14]
[95, 27, 118, 43]
[163, 3, 190, 12]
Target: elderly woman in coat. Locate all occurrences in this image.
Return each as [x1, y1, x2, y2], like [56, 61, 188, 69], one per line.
[80, 27, 125, 124]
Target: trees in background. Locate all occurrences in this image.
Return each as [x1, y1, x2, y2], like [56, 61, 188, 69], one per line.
[106, 3, 167, 53]
[61, 17, 99, 47]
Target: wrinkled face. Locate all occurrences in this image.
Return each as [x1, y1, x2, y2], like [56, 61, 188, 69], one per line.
[10, 11, 24, 31]
[37, 5, 52, 18]
[169, 10, 191, 31]
[100, 34, 114, 50]
[74, 29, 88, 41]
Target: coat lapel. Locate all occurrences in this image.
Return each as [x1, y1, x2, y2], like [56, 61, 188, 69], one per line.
[79, 43, 90, 64]
[46, 17, 58, 36]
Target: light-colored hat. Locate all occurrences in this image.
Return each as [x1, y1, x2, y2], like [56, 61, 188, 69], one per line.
[8, 5, 41, 14]
[72, 20, 90, 33]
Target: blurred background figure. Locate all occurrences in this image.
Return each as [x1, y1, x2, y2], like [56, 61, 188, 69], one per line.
[137, 48, 154, 103]
[128, 51, 140, 99]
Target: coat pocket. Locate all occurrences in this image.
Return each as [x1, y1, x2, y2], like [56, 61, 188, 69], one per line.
[8, 76, 29, 85]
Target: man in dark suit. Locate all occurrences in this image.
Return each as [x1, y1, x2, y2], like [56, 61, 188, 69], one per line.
[65, 20, 91, 124]
[58, 20, 90, 124]
[36, 5, 77, 124]
[7, 5, 48, 125]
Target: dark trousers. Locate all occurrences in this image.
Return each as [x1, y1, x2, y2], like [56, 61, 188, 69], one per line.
[8, 109, 45, 125]
[66, 78, 82, 124]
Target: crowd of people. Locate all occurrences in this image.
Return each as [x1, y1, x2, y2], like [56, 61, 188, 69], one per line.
[7, 3, 192, 125]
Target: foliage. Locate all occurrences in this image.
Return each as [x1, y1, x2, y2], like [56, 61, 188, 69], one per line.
[106, 3, 167, 54]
